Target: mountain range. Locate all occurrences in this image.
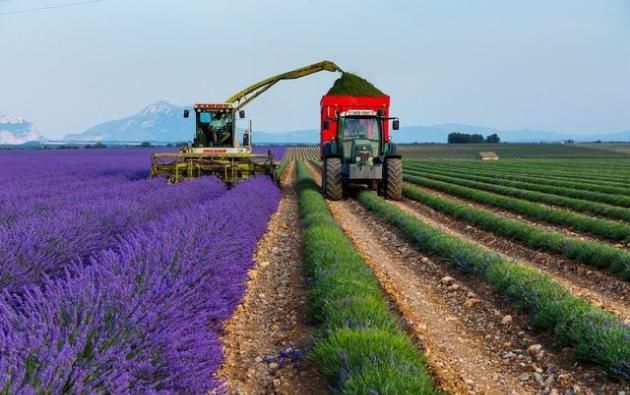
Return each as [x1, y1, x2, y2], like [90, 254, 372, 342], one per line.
[63, 101, 630, 144]
[3, 101, 630, 145]
[64, 101, 194, 143]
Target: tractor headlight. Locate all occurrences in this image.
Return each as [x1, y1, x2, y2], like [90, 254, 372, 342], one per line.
[356, 156, 361, 162]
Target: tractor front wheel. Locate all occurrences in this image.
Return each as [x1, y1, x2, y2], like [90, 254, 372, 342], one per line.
[384, 157, 402, 200]
[323, 157, 342, 200]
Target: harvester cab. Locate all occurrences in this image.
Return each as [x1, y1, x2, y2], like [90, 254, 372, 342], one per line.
[186, 103, 248, 153]
[320, 95, 402, 201]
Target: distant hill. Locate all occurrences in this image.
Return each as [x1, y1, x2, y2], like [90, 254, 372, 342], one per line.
[0, 116, 43, 145]
[62, 100, 630, 144]
[65, 101, 193, 142]
[396, 124, 630, 144]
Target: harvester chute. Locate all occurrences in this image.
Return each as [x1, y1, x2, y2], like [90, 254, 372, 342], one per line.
[151, 60, 342, 184]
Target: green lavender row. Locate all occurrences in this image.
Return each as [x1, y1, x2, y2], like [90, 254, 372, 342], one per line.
[405, 162, 630, 200]
[296, 162, 438, 394]
[403, 173, 630, 242]
[404, 168, 630, 223]
[357, 190, 630, 380]
[402, 183, 630, 280]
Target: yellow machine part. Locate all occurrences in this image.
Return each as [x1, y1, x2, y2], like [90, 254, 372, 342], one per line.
[151, 152, 278, 184]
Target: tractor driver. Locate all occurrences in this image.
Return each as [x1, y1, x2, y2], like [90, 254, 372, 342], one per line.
[207, 113, 232, 146]
[344, 118, 366, 138]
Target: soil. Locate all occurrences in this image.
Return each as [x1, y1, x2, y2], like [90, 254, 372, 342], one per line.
[214, 162, 327, 394]
[303, 161, 628, 394]
[397, 194, 630, 323]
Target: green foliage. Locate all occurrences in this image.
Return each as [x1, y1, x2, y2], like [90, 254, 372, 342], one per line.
[403, 173, 630, 242]
[295, 162, 437, 394]
[405, 166, 630, 221]
[447, 132, 485, 144]
[356, 190, 630, 379]
[486, 133, 501, 143]
[397, 144, 630, 160]
[311, 329, 435, 394]
[84, 142, 106, 149]
[326, 72, 385, 96]
[402, 184, 630, 280]
[405, 160, 630, 197]
[277, 160, 289, 179]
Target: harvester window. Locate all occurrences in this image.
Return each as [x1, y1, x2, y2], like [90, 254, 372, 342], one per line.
[200, 112, 212, 123]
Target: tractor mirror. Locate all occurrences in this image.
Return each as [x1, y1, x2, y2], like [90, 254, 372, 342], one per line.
[323, 120, 330, 130]
[239, 110, 246, 119]
[393, 119, 400, 130]
[183, 109, 190, 118]
[243, 133, 250, 146]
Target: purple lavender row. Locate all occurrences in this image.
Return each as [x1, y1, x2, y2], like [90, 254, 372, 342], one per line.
[252, 146, 286, 161]
[0, 149, 157, 182]
[0, 176, 280, 394]
[0, 177, 227, 292]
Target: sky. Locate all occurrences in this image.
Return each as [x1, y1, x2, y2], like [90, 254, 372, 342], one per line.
[1, 0, 630, 139]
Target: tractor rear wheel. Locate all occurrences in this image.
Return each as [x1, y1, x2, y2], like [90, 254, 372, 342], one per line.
[384, 157, 402, 200]
[324, 158, 342, 200]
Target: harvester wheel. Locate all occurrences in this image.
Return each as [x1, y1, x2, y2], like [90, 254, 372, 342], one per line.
[324, 158, 343, 200]
[384, 157, 402, 201]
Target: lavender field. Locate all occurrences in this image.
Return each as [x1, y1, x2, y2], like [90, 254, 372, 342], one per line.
[0, 149, 281, 393]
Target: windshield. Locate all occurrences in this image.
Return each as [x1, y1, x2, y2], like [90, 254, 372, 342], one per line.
[195, 111, 234, 147]
[341, 117, 381, 141]
[198, 111, 231, 127]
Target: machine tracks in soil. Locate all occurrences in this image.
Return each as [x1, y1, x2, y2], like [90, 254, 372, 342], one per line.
[304, 161, 626, 394]
[215, 162, 326, 395]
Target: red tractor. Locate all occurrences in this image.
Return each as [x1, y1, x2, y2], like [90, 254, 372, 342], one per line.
[319, 95, 401, 200]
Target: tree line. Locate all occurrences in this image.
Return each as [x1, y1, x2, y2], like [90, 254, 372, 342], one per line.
[448, 132, 501, 144]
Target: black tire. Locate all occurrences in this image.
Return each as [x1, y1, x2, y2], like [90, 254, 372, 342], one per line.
[324, 158, 343, 200]
[384, 157, 402, 201]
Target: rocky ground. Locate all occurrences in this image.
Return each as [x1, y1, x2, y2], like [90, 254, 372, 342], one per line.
[215, 162, 326, 394]
[305, 161, 629, 395]
[214, 159, 629, 394]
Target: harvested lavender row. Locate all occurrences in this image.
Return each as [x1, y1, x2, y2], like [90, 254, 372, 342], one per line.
[0, 176, 280, 393]
[326, 72, 385, 96]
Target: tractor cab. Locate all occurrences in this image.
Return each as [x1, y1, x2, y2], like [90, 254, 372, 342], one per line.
[339, 110, 382, 166]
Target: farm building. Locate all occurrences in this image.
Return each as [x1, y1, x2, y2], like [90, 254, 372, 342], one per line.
[479, 151, 499, 160]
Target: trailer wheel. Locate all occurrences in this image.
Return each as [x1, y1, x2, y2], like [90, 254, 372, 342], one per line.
[324, 158, 342, 200]
[384, 157, 402, 201]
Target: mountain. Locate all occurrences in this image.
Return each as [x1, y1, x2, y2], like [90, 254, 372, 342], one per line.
[0, 116, 43, 145]
[63, 101, 630, 144]
[65, 101, 193, 142]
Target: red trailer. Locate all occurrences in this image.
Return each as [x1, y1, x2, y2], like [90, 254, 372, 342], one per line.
[319, 94, 401, 200]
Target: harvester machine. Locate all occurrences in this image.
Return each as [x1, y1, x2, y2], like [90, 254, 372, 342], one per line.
[151, 60, 342, 184]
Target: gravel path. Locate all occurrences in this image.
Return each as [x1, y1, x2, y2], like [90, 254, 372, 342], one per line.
[215, 162, 326, 394]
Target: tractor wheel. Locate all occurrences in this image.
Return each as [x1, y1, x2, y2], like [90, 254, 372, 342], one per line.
[324, 158, 343, 200]
[384, 157, 402, 201]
